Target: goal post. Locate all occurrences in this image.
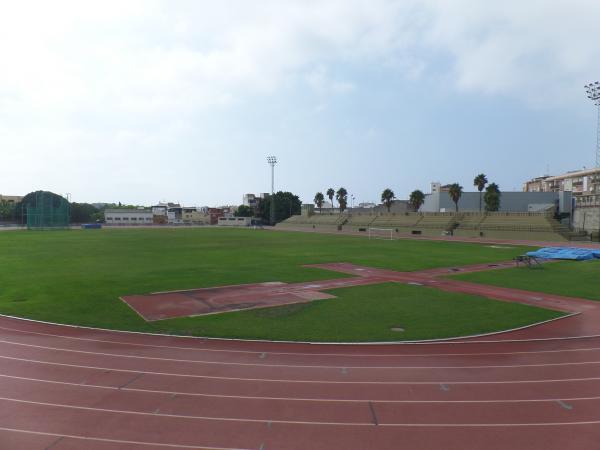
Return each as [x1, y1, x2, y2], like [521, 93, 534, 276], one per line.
[368, 227, 394, 240]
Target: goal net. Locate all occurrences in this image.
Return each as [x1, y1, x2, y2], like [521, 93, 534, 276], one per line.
[368, 227, 393, 240]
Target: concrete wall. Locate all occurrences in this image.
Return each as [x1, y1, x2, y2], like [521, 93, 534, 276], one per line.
[573, 207, 600, 233]
[218, 216, 252, 226]
[421, 191, 562, 213]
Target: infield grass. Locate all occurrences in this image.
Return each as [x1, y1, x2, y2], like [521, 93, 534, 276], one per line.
[0, 227, 562, 341]
[452, 259, 600, 301]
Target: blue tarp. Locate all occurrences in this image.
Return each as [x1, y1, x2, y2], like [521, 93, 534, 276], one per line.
[526, 247, 600, 261]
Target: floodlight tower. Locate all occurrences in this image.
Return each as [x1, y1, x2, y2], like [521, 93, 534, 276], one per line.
[267, 156, 277, 225]
[585, 82, 600, 241]
[584, 81, 600, 167]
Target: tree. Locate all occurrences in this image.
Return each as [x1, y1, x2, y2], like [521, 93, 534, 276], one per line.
[448, 183, 463, 212]
[70, 203, 100, 223]
[313, 192, 324, 213]
[484, 183, 501, 212]
[408, 190, 425, 212]
[235, 205, 254, 217]
[326, 188, 335, 210]
[473, 173, 488, 213]
[381, 188, 395, 212]
[0, 200, 15, 221]
[336, 187, 348, 213]
[257, 191, 301, 223]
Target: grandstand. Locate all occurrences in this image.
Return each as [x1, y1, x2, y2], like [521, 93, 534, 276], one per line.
[278, 211, 587, 242]
[277, 212, 348, 230]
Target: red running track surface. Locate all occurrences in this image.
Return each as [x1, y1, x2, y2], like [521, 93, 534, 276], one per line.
[3, 290, 600, 449]
[3, 257, 600, 449]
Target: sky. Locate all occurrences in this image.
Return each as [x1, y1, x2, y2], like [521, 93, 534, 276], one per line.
[2, 0, 600, 206]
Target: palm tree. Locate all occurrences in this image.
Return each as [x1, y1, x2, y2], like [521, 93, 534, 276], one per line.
[448, 183, 463, 212]
[336, 187, 348, 213]
[484, 183, 501, 212]
[381, 188, 395, 212]
[314, 192, 324, 213]
[326, 188, 335, 210]
[409, 190, 425, 212]
[473, 174, 488, 212]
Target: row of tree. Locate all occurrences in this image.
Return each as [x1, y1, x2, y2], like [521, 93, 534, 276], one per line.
[447, 174, 501, 212]
[313, 187, 348, 212]
[313, 173, 501, 214]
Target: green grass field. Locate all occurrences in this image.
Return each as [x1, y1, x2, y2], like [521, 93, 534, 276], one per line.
[0, 227, 563, 341]
[452, 259, 600, 301]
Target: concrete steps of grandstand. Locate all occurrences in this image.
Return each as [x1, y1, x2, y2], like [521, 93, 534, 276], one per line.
[278, 211, 578, 242]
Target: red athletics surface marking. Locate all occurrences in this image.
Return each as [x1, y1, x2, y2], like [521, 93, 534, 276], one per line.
[122, 259, 573, 322]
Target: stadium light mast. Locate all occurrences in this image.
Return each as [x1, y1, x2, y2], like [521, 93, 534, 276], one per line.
[267, 156, 277, 225]
[585, 82, 600, 241]
[584, 81, 600, 167]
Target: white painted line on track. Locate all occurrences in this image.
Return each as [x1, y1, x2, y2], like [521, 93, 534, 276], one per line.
[5, 372, 600, 405]
[0, 311, 592, 347]
[3, 354, 600, 385]
[2, 338, 600, 370]
[4, 373, 600, 404]
[4, 323, 600, 359]
[0, 396, 373, 427]
[0, 426, 252, 450]
[1, 397, 600, 428]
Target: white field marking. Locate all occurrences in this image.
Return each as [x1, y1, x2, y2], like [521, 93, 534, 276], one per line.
[0, 426, 252, 450]
[4, 372, 600, 405]
[1, 311, 591, 346]
[3, 354, 600, 385]
[3, 323, 600, 359]
[0, 396, 372, 427]
[3, 338, 600, 370]
[1, 397, 600, 428]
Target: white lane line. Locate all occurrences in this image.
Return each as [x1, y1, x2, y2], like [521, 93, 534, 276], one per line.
[0, 396, 373, 427]
[1, 397, 600, 428]
[3, 354, 600, 385]
[5, 373, 600, 404]
[0, 426, 252, 450]
[2, 338, 600, 370]
[3, 322, 600, 358]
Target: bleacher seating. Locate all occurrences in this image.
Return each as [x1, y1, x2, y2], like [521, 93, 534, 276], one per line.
[277, 213, 347, 228]
[277, 211, 571, 241]
[345, 213, 377, 228]
[368, 213, 420, 229]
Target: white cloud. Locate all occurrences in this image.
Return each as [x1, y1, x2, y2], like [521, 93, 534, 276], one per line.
[1, 0, 600, 202]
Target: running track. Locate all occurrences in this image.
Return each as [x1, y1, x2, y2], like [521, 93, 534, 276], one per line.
[3, 294, 600, 449]
[3, 237, 600, 448]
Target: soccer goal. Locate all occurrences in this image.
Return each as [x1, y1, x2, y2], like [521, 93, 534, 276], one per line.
[368, 227, 394, 240]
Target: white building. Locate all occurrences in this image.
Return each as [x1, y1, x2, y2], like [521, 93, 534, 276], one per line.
[104, 208, 153, 225]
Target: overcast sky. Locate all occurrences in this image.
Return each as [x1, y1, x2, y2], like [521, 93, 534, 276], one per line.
[2, 0, 600, 206]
